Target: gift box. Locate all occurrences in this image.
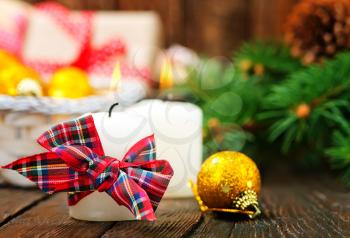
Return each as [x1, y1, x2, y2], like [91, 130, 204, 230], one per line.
[0, 1, 163, 186]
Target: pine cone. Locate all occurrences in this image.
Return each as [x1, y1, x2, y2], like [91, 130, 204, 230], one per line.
[285, 0, 350, 64]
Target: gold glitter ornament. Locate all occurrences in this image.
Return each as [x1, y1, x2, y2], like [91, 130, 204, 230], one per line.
[190, 151, 261, 219]
[48, 67, 92, 98]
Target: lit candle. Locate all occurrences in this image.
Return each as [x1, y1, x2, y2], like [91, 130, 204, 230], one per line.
[93, 60, 147, 105]
[126, 100, 202, 197]
[125, 59, 203, 198]
[159, 57, 174, 90]
[70, 63, 152, 221]
[110, 60, 121, 92]
[71, 102, 202, 220]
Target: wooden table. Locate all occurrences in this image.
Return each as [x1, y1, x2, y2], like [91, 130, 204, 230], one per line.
[0, 173, 349, 238]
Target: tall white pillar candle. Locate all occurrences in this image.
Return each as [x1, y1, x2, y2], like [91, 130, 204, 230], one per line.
[69, 111, 152, 221]
[125, 99, 203, 197]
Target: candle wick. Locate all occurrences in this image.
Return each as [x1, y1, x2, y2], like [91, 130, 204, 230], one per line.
[108, 102, 119, 117]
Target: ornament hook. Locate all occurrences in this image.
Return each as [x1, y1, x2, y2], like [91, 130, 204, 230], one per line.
[248, 204, 261, 219]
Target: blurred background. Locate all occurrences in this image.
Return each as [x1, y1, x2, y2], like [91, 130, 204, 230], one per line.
[1, 0, 350, 188]
[22, 0, 298, 56]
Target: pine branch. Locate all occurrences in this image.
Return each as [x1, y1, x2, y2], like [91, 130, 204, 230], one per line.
[170, 43, 350, 186]
[261, 52, 350, 152]
[326, 131, 350, 186]
[234, 41, 303, 81]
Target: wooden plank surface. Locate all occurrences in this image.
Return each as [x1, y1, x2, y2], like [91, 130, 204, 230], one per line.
[102, 198, 201, 238]
[192, 179, 350, 238]
[0, 187, 46, 226]
[0, 193, 114, 238]
[0, 174, 348, 237]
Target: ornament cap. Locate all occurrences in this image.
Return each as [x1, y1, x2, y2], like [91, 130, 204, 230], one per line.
[232, 190, 261, 219]
[189, 180, 261, 219]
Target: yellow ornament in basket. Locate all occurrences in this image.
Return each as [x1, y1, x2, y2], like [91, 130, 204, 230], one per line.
[0, 50, 19, 70]
[48, 67, 92, 98]
[0, 64, 42, 96]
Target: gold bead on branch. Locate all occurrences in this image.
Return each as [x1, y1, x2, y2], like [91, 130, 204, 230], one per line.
[239, 59, 265, 78]
[295, 103, 311, 119]
[253, 64, 265, 76]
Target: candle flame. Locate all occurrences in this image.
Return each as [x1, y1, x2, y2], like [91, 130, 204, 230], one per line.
[160, 57, 173, 90]
[110, 61, 121, 92]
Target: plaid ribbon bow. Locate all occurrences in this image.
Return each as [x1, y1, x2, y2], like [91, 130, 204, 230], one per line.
[1, 115, 173, 221]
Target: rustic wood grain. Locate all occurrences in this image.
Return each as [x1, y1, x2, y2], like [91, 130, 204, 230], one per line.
[102, 198, 202, 238]
[22, 0, 300, 56]
[184, 0, 251, 56]
[191, 176, 350, 238]
[0, 174, 348, 237]
[0, 188, 46, 226]
[250, 0, 300, 40]
[117, 0, 185, 46]
[0, 193, 114, 238]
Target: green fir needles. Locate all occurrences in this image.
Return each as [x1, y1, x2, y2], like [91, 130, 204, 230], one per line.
[172, 41, 350, 185]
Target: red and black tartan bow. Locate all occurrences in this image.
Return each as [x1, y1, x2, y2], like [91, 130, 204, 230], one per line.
[1, 115, 173, 221]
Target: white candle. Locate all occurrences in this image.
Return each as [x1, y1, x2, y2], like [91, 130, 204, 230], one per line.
[125, 99, 203, 197]
[1, 100, 202, 220]
[69, 111, 152, 221]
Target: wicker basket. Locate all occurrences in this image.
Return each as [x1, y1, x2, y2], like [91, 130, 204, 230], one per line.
[0, 83, 146, 186]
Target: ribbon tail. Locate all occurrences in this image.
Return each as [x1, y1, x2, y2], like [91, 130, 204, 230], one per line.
[106, 170, 156, 221]
[126, 160, 174, 211]
[1, 152, 88, 194]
